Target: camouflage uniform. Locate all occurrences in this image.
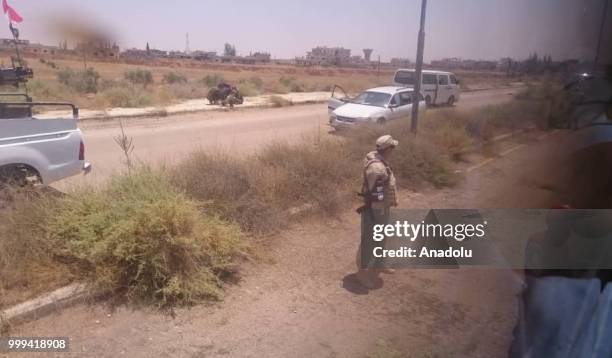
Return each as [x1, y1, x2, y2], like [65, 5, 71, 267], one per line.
[358, 136, 398, 271]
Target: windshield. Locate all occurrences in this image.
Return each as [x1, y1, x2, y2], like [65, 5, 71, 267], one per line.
[351, 91, 391, 107]
[394, 70, 416, 85]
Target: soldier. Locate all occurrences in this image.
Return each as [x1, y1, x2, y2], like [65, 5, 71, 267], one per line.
[355, 134, 398, 288]
[222, 87, 244, 108]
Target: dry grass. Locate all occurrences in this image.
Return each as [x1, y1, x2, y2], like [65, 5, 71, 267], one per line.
[1, 54, 519, 112]
[269, 95, 293, 107]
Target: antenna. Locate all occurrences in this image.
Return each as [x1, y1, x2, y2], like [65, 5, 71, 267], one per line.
[185, 33, 190, 54]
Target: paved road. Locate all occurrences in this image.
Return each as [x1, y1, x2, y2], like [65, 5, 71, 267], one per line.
[57, 87, 521, 189]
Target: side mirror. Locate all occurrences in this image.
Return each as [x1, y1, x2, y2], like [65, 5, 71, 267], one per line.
[388, 103, 399, 109]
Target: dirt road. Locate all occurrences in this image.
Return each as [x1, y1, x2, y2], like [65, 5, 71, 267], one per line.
[7, 124, 571, 357]
[56, 87, 521, 189]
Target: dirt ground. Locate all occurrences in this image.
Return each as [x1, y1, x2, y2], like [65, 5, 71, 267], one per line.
[3, 128, 572, 358]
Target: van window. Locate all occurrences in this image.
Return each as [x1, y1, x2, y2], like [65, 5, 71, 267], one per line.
[438, 75, 449, 85]
[394, 71, 415, 85]
[423, 74, 437, 85]
[450, 75, 458, 84]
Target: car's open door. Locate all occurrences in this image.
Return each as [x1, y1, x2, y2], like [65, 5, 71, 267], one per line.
[328, 85, 350, 113]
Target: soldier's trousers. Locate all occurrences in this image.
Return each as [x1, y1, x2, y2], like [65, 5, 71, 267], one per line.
[360, 206, 391, 270]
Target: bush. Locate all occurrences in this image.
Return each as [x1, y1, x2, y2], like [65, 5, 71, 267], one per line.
[237, 76, 264, 96]
[162, 71, 188, 84]
[173, 152, 281, 234]
[269, 95, 292, 107]
[28, 79, 72, 102]
[57, 67, 100, 94]
[102, 86, 153, 108]
[279, 76, 305, 92]
[46, 169, 244, 309]
[124, 69, 154, 87]
[200, 73, 225, 88]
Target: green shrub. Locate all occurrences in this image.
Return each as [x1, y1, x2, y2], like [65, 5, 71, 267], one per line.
[162, 71, 188, 84]
[46, 169, 244, 309]
[200, 73, 225, 88]
[57, 67, 100, 93]
[124, 69, 154, 87]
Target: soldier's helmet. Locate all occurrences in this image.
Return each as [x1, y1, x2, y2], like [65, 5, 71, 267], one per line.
[376, 135, 399, 150]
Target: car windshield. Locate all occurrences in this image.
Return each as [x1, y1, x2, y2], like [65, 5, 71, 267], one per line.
[351, 91, 391, 107]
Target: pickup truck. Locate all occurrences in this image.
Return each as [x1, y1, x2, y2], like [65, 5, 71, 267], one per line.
[0, 101, 91, 186]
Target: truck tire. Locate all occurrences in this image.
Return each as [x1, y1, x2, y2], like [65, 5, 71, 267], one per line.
[0, 165, 40, 188]
[447, 96, 456, 106]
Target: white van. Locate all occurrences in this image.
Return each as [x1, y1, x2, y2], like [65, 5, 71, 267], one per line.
[393, 69, 461, 107]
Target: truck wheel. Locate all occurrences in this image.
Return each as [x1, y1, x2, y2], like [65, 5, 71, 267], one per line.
[376, 117, 386, 125]
[0, 165, 40, 188]
[447, 96, 455, 106]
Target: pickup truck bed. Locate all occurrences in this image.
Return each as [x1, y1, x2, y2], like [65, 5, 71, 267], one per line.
[0, 116, 90, 185]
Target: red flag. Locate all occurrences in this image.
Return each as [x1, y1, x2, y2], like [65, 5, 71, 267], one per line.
[2, 0, 23, 23]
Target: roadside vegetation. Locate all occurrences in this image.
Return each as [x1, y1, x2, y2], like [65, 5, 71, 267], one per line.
[0, 82, 559, 312]
[2, 55, 520, 112]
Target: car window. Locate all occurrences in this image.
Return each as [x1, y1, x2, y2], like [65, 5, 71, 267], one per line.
[423, 74, 436, 85]
[352, 91, 392, 107]
[399, 92, 413, 106]
[450, 75, 458, 85]
[438, 75, 449, 85]
[390, 94, 400, 106]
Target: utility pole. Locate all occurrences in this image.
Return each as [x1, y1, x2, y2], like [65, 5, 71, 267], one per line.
[594, 0, 609, 70]
[411, 0, 428, 134]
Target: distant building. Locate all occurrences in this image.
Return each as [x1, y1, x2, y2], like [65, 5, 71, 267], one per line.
[122, 46, 168, 59]
[0, 38, 64, 56]
[430, 57, 497, 70]
[390, 58, 411, 68]
[76, 40, 119, 58]
[297, 46, 351, 66]
[191, 50, 217, 61]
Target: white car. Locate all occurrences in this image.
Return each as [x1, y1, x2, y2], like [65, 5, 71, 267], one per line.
[328, 85, 426, 129]
[393, 69, 461, 107]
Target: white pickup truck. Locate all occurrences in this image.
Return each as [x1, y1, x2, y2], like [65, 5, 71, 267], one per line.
[0, 101, 91, 186]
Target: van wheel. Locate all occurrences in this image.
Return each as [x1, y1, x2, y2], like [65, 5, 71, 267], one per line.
[425, 96, 432, 108]
[376, 117, 386, 125]
[447, 96, 455, 106]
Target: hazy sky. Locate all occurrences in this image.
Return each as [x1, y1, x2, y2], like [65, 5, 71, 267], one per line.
[5, 0, 612, 63]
